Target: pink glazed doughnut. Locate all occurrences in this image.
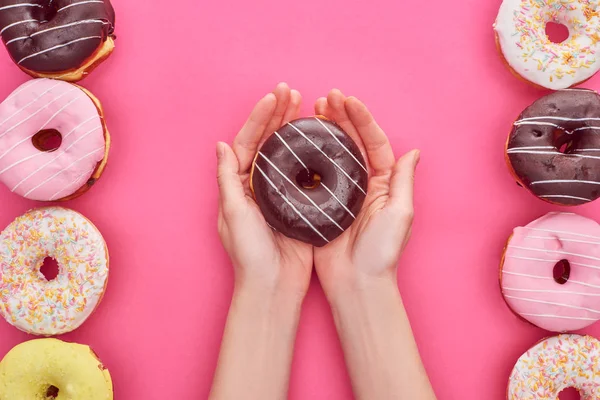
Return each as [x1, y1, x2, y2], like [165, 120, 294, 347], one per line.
[508, 334, 600, 399]
[500, 212, 600, 332]
[0, 78, 109, 201]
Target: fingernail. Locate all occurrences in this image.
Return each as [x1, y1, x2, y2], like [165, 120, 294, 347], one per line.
[216, 142, 226, 160]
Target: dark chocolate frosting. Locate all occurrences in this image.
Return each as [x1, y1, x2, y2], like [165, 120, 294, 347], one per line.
[252, 117, 368, 247]
[0, 0, 115, 72]
[507, 88, 600, 206]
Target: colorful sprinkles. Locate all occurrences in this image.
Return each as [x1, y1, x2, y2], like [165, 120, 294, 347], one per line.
[508, 335, 600, 399]
[0, 207, 108, 335]
[495, 0, 600, 89]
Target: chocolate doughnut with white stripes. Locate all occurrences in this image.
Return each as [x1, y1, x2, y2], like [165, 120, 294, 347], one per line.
[506, 88, 600, 206]
[0, 0, 115, 82]
[251, 117, 368, 247]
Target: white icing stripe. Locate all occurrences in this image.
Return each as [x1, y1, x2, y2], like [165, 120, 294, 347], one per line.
[520, 313, 597, 321]
[314, 117, 368, 173]
[6, 20, 105, 45]
[507, 146, 555, 151]
[518, 116, 600, 122]
[525, 235, 600, 245]
[0, 115, 97, 176]
[321, 182, 355, 219]
[0, 3, 42, 11]
[523, 227, 600, 240]
[502, 270, 600, 289]
[18, 36, 102, 65]
[506, 150, 600, 161]
[287, 122, 367, 195]
[258, 152, 344, 232]
[57, 0, 104, 12]
[574, 149, 600, 152]
[254, 163, 329, 243]
[0, 81, 61, 128]
[49, 166, 93, 200]
[0, 94, 81, 164]
[503, 287, 600, 296]
[274, 131, 308, 170]
[540, 195, 592, 202]
[0, 19, 36, 35]
[573, 126, 600, 132]
[0, 87, 77, 142]
[509, 245, 600, 262]
[506, 255, 600, 271]
[11, 126, 101, 191]
[531, 179, 600, 186]
[513, 121, 569, 131]
[23, 146, 104, 198]
[505, 295, 600, 314]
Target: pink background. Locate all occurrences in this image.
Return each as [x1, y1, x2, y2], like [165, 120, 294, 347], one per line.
[0, 0, 598, 398]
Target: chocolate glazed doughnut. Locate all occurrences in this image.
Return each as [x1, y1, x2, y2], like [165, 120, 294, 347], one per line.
[251, 117, 368, 247]
[0, 0, 115, 81]
[506, 89, 600, 206]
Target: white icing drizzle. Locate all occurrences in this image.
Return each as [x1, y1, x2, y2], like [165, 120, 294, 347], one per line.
[0, 81, 61, 129]
[525, 235, 600, 245]
[17, 36, 102, 65]
[504, 287, 600, 296]
[531, 179, 600, 186]
[0, 19, 36, 35]
[540, 195, 592, 202]
[0, 115, 97, 175]
[507, 150, 600, 161]
[6, 20, 106, 45]
[506, 255, 600, 271]
[274, 131, 308, 171]
[49, 166, 93, 200]
[23, 146, 104, 198]
[502, 270, 600, 289]
[314, 117, 368, 173]
[321, 182, 355, 219]
[254, 163, 329, 243]
[509, 245, 600, 262]
[11, 125, 101, 191]
[520, 313, 597, 321]
[504, 295, 600, 314]
[287, 122, 367, 195]
[574, 149, 600, 152]
[258, 152, 344, 232]
[508, 146, 554, 151]
[518, 116, 600, 123]
[523, 226, 600, 240]
[0, 89, 78, 160]
[0, 3, 42, 12]
[513, 121, 570, 132]
[56, 0, 104, 12]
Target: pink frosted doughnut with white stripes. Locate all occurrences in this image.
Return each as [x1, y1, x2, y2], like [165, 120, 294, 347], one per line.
[500, 212, 600, 332]
[0, 78, 109, 201]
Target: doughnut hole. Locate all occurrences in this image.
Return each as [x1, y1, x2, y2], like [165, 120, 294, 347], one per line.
[32, 129, 62, 152]
[296, 168, 322, 190]
[558, 387, 579, 400]
[553, 130, 575, 154]
[46, 385, 59, 398]
[545, 21, 570, 43]
[553, 259, 570, 285]
[40, 257, 59, 281]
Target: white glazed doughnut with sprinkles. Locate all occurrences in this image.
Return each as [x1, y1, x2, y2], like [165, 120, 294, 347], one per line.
[0, 207, 109, 336]
[508, 334, 600, 399]
[494, 0, 600, 89]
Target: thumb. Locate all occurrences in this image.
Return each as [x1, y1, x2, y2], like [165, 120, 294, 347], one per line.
[388, 149, 419, 217]
[216, 142, 246, 214]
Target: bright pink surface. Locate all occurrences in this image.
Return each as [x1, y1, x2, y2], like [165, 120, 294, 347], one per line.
[1, 0, 600, 399]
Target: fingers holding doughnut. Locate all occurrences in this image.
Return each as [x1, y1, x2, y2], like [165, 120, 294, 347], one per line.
[264, 82, 291, 138]
[233, 93, 277, 173]
[216, 142, 245, 215]
[314, 97, 329, 117]
[345, 96, 395, 175]
[282, 89, 302, 126]
[326, 89, 368, 160]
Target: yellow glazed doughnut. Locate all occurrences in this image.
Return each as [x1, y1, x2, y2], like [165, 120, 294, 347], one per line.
[0, 338, 113, 400]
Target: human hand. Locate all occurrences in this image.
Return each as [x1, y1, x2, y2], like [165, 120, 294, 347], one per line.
[313, 90, 420, 300]
[217, 83, 313, 301]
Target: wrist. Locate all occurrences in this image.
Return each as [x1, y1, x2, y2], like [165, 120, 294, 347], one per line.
[232, 281, 304, 321]
[325, 273, 399, 310]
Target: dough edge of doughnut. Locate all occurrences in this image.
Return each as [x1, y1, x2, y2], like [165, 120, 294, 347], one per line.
[18, 37, 115, 83]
